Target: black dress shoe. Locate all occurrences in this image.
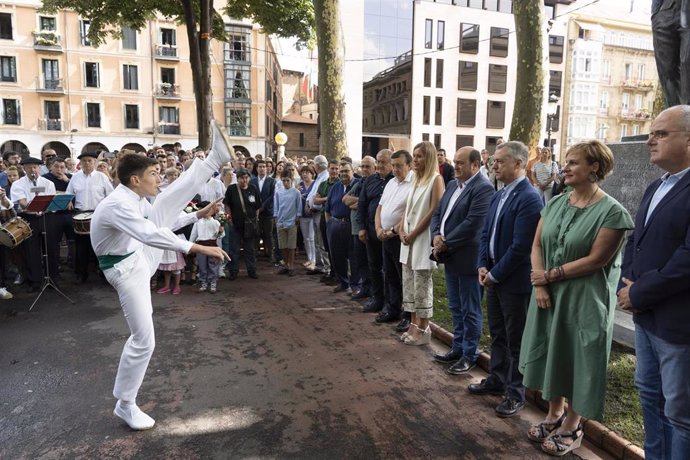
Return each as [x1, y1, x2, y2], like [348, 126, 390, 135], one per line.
[395, 317, 411, 332]
[495, 397, 525, 418]
[433, 350, 462, 364]
[228, 271, 238, 281]
[447, 357, 476, 375]
[351, 290, 370, 300]
[332, 285, 349, 293]
[362, 301, 383, 313]
[468, 378, 506, 396]
[375, 310, 400, 323]
[248, 272, 258, 279]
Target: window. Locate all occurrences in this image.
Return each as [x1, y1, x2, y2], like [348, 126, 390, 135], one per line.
[599, 91, 609, 109]
[124, 104, 139, 129]
[225, 64, 251, 100]
[468, 0, 483, 7]
[422, 133, 429, 141]
[498, 0, 513, 13]
[39, 16, 56, 31]
[123, 64, 138, 90]
[436, 59, 444, 88]
[624, 63, 632, 80]
[2, 99, 19, 125]
[458, 61, 478, 91]
[601, 60, 610, 80]
[487, 101, 506, 128]
[545, 5, 555, 19]
[423, 96, 431, 125]
[488, 64, 507, 93]
[456, 135, 474, 151]
[548, 36, 564, 64]
[637, 63, 645, 81]
[457, 98, 476, 127]
[620, 124, 628, 138]
[84, 62, 99, 88]
[424, 58, 432, 87]
[549, 70, 562, 97]
[225, 25, 251, 61]
[434, 134, 441, 149]
[43, 59, 60, 89]
[160, 28, 176, 46]
[622, 93, 630, 110]
[0, 13, 12, 39]
[585, 58, 591, 73]
[437, 20, 445, 50]
[490, 27, 509, 57]
[0, 56, 16, 82]
[435, 97, 442, 125]
[299, 133, 305, 147]
[159, 106, 179, 134]
[44, 101, 61, 130]
[460, 23, 479, 54]
[122, 26, 136, 50]
[225, 103, 250, 136]
[86, 102, 101, 127]
[597, 123, 607, 140]
[633, 124, 640, 136]
[80, 20, 90, 46]
[484, 0, 499, 11]
[424, 19, 433, 49]
[161, 67, 176, 84]
[635, 94, 643, 111]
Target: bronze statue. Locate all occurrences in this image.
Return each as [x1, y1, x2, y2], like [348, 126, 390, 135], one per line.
[652, 0, 690, 106]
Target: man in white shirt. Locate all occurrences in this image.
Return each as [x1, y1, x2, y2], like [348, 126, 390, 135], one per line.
[375, 149, 414, 332]
[10, 157, 58, 292]
[91, 122, 230, 431]
[66, 152, 114, 283]
[305, 155, 329, 274]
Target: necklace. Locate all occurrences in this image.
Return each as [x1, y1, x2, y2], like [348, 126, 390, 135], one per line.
[568, 186, 599, 209]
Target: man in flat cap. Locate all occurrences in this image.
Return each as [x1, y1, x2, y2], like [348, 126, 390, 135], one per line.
[10, 157, 57, 292]
[66, 152, 114, 283]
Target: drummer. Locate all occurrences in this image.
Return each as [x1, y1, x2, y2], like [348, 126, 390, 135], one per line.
[66, 152, 114, 283]
[0, 188, 14, 300]
[10, 157, 58, 293]
[43, 158, 74, 268]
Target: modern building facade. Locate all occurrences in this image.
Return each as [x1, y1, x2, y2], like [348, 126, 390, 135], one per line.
[0, 2, 281, 159]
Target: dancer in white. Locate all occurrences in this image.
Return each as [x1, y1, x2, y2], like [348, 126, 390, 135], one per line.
[91, 121, 231, 430]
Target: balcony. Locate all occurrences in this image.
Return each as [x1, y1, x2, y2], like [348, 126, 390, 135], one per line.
[154, 83, 181, 99]
[620, 109, 651, 121]
[154, 45, 179, 60]
[620, 80, 655, 92]
[158, 122, 180, 135]
[598, 107, 610, 116]
[33, 31, 63, 51]
[38, 118, 63, 131]
[36, 77, 65, 94]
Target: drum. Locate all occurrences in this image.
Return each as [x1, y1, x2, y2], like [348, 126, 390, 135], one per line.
[0, 208, 17, 224]
[72, 212, 93, 235]
[0, 217, 32, 248]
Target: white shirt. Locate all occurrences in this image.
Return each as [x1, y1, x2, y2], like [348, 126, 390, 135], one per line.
[199, 177, 226, 202]
[190, 217, 222, 242]
[645, 166, 690, 225]
[489, 175, 527, 260]
[440, 172, 481, 237]
[257, 174, 267, 193]
[307, 168, 329, 209]
[379, 171, 414, 229]
[91, 184, 197, 257]
[65, 170, 114, 210]
[10, 176, 57, 209]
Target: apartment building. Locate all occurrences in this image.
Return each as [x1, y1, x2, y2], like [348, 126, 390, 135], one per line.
[0, 2, 281, 159]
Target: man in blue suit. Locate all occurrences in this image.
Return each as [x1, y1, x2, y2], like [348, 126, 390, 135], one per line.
[430, 147, 494, 374]
[618, 106, 690, 460]
[473, 141, 542, 418]
[250, 160, 276, 269]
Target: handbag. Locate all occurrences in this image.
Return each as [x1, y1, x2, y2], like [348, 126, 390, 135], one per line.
[237, 186, 258, 239]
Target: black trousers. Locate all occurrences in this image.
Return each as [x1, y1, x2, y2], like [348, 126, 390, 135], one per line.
[257, 212, 274, 258]
[20, 214, 59, 286]
[652, 0, 690, 106]
[365, 223, 384, 303]
[326, 218, 351, 288]
[75, 234, 97, 278]
[485, 285, 530, 402]
[382, 236, 403, 315]
[351, 234, 370, 292]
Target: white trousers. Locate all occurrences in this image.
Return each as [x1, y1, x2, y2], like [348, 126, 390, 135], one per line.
[108, 158, 217, 402]
[299, 217, 315, 263]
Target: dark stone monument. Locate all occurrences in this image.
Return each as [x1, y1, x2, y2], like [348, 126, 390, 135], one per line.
[603, 141, 663, 219]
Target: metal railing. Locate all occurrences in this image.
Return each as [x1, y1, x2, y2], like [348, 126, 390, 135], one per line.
[36, 77, 64, 92]
[154, 83, 180, 97]
[158, 122, 180, 135]
[38, 118, 63, 131]
[154, 45, 178, 58]
[33, 31, 62, 49]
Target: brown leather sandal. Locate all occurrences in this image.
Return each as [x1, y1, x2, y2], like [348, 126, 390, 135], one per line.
[541, 423, 584, 457]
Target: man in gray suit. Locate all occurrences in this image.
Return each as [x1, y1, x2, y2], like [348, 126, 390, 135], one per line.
[430, 147, 494, 374]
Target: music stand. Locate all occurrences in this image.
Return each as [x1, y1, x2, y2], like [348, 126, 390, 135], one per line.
[25, 194, 75, 311]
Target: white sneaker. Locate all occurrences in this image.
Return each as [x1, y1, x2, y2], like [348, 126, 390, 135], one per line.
[0, 287, 13, 300]
[114, 400, 155, 430]
[209, 120, 233, 167]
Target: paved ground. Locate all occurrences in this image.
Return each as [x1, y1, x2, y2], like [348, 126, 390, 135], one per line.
[0, 258, 612, 459]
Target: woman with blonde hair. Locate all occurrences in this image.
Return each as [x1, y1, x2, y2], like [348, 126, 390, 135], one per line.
[398, 141, 445, 345]
[520, 140, 633, 456]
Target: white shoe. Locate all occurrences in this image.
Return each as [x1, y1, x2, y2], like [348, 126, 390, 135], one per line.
[114, 400, 155, 430]
[0, 287, 13, 300]
[209, 120, 233, 168]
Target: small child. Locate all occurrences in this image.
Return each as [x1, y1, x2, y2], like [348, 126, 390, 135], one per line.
[274, 171, 302, 276]
[156, 168, 186, 295]
[190, 201, 224, 293]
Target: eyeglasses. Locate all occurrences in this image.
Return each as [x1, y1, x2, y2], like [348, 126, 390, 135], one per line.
[648, 130, 689, 140]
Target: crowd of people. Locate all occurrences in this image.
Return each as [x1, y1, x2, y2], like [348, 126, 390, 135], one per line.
[1, 106, 688, 458]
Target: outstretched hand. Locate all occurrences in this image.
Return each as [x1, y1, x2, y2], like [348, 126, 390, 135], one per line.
[196, 198, 223, 219]
[192, 244, 230, 263]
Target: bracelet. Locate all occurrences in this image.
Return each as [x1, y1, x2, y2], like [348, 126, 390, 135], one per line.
[390, 227, 397, 235]
[543, 269, 552, 284]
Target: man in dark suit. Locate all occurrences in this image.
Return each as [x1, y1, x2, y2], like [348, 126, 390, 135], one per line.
[430, 147, 494, 374]
[472, 141, 543, 418]
[437, 149, 455, 185]
[250, 160, 275, 265]
[618, 106, 690, 459]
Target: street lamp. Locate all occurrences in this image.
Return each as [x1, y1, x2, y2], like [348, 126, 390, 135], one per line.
[69, 128, 78, 158]
[274, 132, 288, 161]
[546, 92, 560, 161]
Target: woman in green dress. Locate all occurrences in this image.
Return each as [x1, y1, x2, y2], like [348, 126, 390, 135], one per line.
[519, 140, 633, 456]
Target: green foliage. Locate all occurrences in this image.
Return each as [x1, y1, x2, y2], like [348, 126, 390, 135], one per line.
[224, 0, 315, 48]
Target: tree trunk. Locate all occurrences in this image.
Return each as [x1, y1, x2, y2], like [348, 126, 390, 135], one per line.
[181, 0, 212, 150]
[313, 0, 348, 159]
[509, 0, 544, 153]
